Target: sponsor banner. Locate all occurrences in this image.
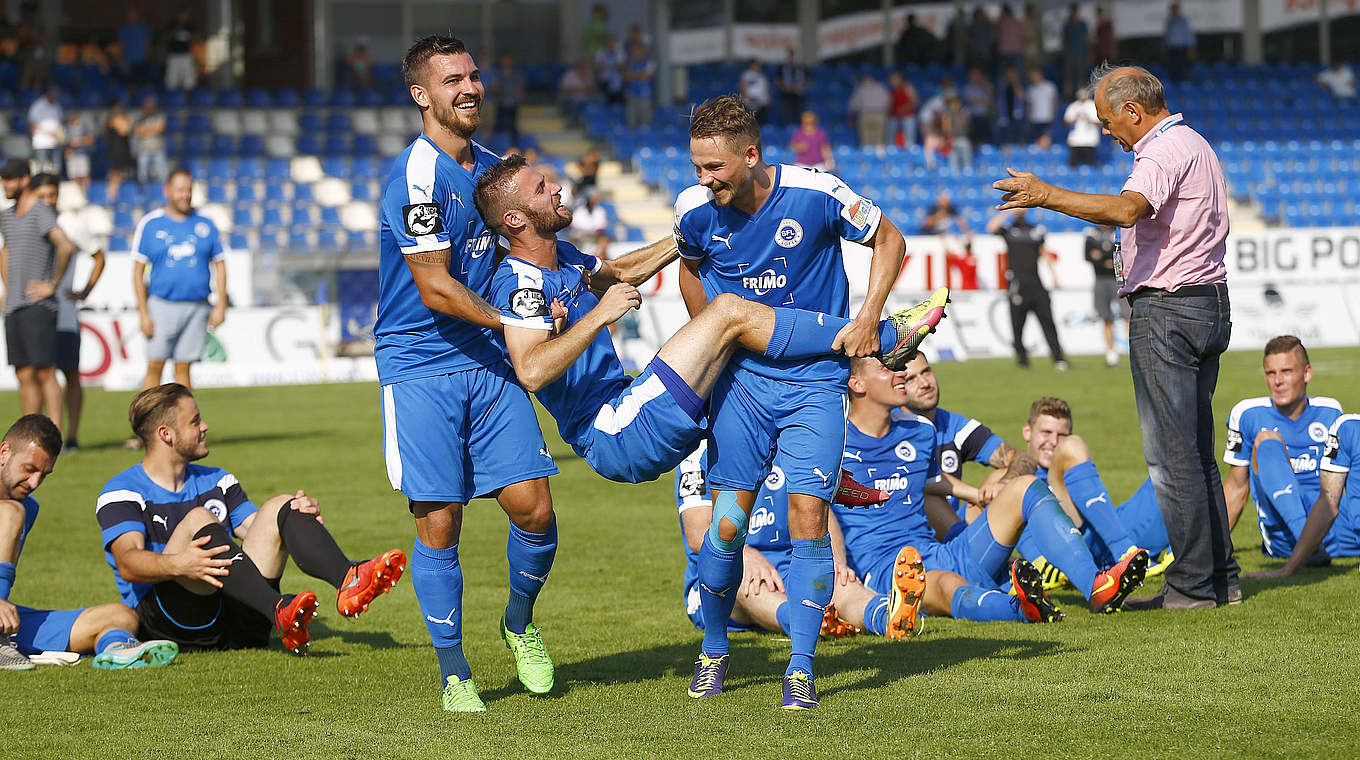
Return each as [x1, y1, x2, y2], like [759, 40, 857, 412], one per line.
[1261, 0, 1360, 31]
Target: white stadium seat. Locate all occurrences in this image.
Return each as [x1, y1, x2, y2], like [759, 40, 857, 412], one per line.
[340, 201, 378, 232]
[313, 177, 351, 207]
[290, 156, 324, 184]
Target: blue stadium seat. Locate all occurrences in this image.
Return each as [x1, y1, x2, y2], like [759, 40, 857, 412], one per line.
[351, 157, 382, 180]
[108, 234, 129, 251]
[116, 183, 144, 205]
[261, 207, 286, 228]
[219, 90, 245, 108]
[352, 134, 378, 156]
[206, 184, 230, 204]
[229, 232, 250, 250]
[329, 89, 357, 108]
[323, 135, 350, 156]
[190, 89, 217, 107]
[232, 206, 255, 228]
[235, 183, 259, 203]
[293, 183, 314, 203]
[298, 112, 323, 132]
[212, 135, 237, 155]
[346, 230, 370, 251]
[183, 134, 212, 156]
[303, 89, 326, 107]
[160, 90, 188, 108]
[258, 230, 285, 252]
[265, 159, 290, 181]
[275, 88, 301, 107]
[264, 182, 288, 203]
[239, 135, 265, 158]
[321, 157, 351, 178]
[237, 158, 265, 180]
[246, 88, 272, 108]
[291, 205, 315, 227]
[325, 113, 352, 132]
[112, 209, 137, 231]
[288, 231, 311, 250]
[349, 181, 373, 202]
[319, 206, 341, 226]
[316, 229, 341, 250]
[295, 134, 321, 154]
[86, 181, 110, 206]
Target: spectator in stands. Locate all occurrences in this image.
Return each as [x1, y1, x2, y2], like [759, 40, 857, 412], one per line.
[922, 192, 970, 246]
[888, 72, 919, 148]
[131, 168, 227, 397]
[1, 163, 76, 430]
[569, 190, 611, 257]
[492, 52, 525, 145]
[1025, 68, 1059, 147]
[163, 9, 197, 90]
[1022, 2, 1045, 71]
[64, 111, 93, 192]
[1164, 3, 1194, 83]
[134, 95, 168, 187]
[584, 3, 610, 61]
[1095, 7, 1115, 63]
[558, 60, 595, 127]
[624, 43, 656, 130]
[1061, 5, 1090, 98]
[962, 68, 995, 146]
[27, 87, 63, 176]
[1085, 222, 1121, 367]
[104, 101, 135, 200]
[789, 110, 833, 171]
[740, 60, 772, 123]
[1064, 87, 1101, 166]
[944, 96, 973, 171]
[595, 34, 625, 107]
[575, 148, 601, 195]
[777, 48, 808, 125]
[965, 8, 995, 72]
[919, 85, 950, 170]
[896, 14, 938, 66]
[995, 5, 1023, 73]
[118, 8, 154, 87]
[848, 73, 891, 150]
[1318, 60, 1356, 99]
[17, 20, 51, 92]
[988, 208, 1066, 370]
[625, 24, 651, 58]
[345, 39, 375, 90]
[997, 67, 1028, 145]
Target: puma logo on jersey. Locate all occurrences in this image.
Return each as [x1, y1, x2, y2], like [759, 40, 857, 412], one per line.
[1272, 484, 1294, 499]
[152, 514, 168, 528]
[711, 234, 733, 249]
[812, 467, 831, 485]
[449, 192, 464, 208]
[1084, 494, 1109, 508]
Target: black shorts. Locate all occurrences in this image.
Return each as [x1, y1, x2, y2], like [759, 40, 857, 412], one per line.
[56, 329, 79, 375]
[135, 579, 276, 651]
[5, 304, 57, 368]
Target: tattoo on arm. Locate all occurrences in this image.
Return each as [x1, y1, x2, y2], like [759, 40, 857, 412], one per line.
[988, 443, 1019, 470]
[406, 249, 450, 265]
[997, 452, 1039, 485]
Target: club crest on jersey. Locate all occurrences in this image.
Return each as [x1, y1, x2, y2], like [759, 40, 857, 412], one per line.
[895, 440, 917, 462]
[846, 199, 874, 230]
[764, 465, 786, 491]
[194, 221, 211, 238]
[510, 288, 550, 319]
[940, 450, 960, 473]
[678, 470, 706, 498]
[774, 218, 803, 249]
[403, 203, 443, 236]
[204, 498, 228, 523]
[1309, 422, 1329, 442]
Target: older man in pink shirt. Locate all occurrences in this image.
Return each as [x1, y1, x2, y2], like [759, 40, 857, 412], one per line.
[992, 63, 1239, 611]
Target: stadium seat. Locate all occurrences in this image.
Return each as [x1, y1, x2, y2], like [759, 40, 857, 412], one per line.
[316, 228, 341, 251]
[314, 177, 350, 206]
[268, 110, 300, 136]
[295, 134, 321, 154]
[235, 182, 259, 203]
[340, 201, 377, 231]
[108, 234, 129, 251]
[293, 182, 315, 203]
[290, 156, 324, 183]
[264, 182, 289, 203]
[345, 230, 372, 251]
[291, 204, 315, 227]
[288, 230, 312, 250]
[261, 206, 287, 228]
[265, 135, 296, 158]
[211, 111, 244, 136]
[298, 111, 323, 132]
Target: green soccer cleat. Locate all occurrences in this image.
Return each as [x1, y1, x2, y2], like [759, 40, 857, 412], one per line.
[1029, 555, 1071, 591]
[1145, 548, 1175, 579]
[92, 639, 179, 670]
[442, 675, 487, 713]
[878, 287, 950, 371]
[500, 617, 555, 695]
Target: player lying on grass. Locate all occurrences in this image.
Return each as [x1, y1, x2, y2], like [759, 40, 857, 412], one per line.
[1247, 410, 1360, 579]
[1222, 336, 1348, 566]
[676, 442, 924, 642]
[831, 358, 1150, 623]
[473, 152, 945, 485]
[98, 384, 405, 655]
[0, 414, 178, 671]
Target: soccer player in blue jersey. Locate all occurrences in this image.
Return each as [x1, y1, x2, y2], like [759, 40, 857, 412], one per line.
[377, 36, 565, 711]
[833, 358, 1149, 624]
[676, 443, 923, 641]
[1247, 411, 1360, 579]
[98, 384, 404, 656]
[473, 154, 939, 487]
[0, 414, 178, 670]
[1222, 336, 1343, 566]
[131, 168, 227, 393]
[675, 95, 944, 710]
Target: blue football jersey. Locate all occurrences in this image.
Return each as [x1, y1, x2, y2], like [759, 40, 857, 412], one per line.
[931, 407, 1005, 515]
[96, 464, 256, 607]
[672, 165, 881, 390]
[375, 136, 505, 385]
[130, 209, 224, 302]
[832, 411, 940, 574]
[488, 241, 632, 455]
[1322, 414, 1360, 546]
[676, 442, 793, 601]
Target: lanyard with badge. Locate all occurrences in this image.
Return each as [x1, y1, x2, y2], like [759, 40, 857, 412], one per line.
[1113, 115, 1183, 286]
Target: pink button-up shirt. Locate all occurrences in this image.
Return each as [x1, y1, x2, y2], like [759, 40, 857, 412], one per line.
[1118, 113, 1229, 296]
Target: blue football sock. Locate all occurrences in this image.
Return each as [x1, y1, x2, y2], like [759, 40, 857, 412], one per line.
[786, 536, 833, 677]
[1020, 479, 1100, 599]
[696, 534, 743, 655]
[764, 308, 850, 360]
[95, 628, 139, 653]
[1014, 528, 1042, 562]
[1083, 523, 1116, 569]
[1064, 461, 1136, 558]
[505, 518, 558, 634]
[950, 585, 1029, 622]
[411, 538, 470, 683]
[775, 601, 791, 634]
[863, 593, 890, 636]
[1254, 438, 1310, 539]
[0, 562, 13, 599]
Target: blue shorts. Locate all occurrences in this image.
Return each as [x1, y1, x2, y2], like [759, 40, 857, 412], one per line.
[685, 549, 791, 632]
[707, 367, 847, 501]
[580, 360, 705, 483]
[14, 605, 84, 654]
[1119, 478, 1170, 558]
[860, 518, 1007, 595]
[1326, 508, 1360, 558]
[380, 363, 559, 503]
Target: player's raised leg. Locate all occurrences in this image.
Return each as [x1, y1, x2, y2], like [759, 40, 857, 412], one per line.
[1047, 434, 1138, 560]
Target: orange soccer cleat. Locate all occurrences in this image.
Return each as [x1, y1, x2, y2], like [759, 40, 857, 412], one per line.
[820, 604, 860, 639]
[337, 548, 407, 618]
[1089, 547, 1150, 615]
[886, 545, 927, 639]
[275, 591, 319, 655]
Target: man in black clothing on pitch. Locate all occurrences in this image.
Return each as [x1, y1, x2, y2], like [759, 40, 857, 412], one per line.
[988, 208, 1067, 370]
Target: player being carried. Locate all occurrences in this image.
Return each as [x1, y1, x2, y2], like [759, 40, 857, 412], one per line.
[0, 414, 178, 670]
[98, 384, 405, 656]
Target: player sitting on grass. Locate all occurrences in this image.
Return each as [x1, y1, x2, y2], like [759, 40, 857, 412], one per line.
[97, 384, 406, 655]
[1247, 410, 1360, 579]
[0, 414, 178, 670]
[473, 152, 946, 485]
[677, 442, 923, 641]
[1223, 336, 1343, 565]
[831, 358, 1150, 623]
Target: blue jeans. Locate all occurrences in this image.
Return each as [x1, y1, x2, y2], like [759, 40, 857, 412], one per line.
[1127, 283, 1239, 602]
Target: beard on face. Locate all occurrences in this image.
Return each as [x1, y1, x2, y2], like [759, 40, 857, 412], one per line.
[433, 95, 481, 138]
[526, 202, 572, 236]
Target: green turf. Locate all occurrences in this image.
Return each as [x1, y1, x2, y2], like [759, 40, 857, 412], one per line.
[6, 348, 1360, 758]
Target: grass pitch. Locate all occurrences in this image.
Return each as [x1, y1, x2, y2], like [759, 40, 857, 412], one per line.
[6, 348, 1360, 759]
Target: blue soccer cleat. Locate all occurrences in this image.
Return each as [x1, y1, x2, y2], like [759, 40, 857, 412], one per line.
[780, 670, 819, 710]
[687, 652, 728, 699]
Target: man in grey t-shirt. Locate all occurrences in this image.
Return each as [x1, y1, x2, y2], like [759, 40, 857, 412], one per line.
[0, 163, 76, 429]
